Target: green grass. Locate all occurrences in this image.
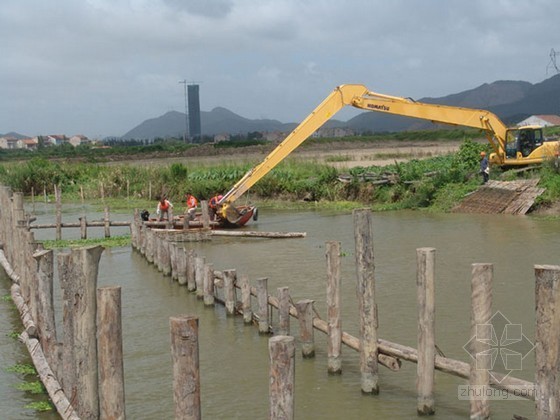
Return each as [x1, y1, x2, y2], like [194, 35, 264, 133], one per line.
[41, 235, 130, 250]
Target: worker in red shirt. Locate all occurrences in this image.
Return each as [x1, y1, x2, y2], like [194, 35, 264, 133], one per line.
[156, 196, 173, 221]
[185, 192, 198, 220]
[208, 194, 223, 221]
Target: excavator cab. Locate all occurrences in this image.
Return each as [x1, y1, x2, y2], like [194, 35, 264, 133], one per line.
[504, 126, 544, 159]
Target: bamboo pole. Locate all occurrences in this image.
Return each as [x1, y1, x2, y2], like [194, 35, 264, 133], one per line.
[277, 286, 290, 336]
[269, 336, 295, 420]
[295, 299, 315, 358]
[469, 263, 493, 420]
[240, 274, 253, 324]
[257, 278, 270, 334]
[326, 240, 342, 374]
[353, 209, 379, 394]
[170, 315, 201, 420]
[97, 286, 126, 420]
[223, 269, 236, 315]
[535, 265, 560, 419]
[416, 247, 436, 415]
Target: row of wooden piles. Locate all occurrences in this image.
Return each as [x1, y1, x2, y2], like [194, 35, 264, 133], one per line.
[130, 208, 560, 420]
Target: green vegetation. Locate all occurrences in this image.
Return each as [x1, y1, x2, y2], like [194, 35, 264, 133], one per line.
[7, 364, 54, 413]
[7, 363, 36, 375]
[1, 136, 560, 214]
[41, 235, 130, 250]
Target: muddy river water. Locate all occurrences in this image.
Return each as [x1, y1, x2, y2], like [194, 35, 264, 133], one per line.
[1, 203, 559, 419]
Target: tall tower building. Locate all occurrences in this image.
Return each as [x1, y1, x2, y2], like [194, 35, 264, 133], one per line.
[187, 84, 201, 140]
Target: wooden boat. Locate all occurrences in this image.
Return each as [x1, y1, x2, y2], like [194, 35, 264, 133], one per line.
[142, 205, 258, 229]
[217, 205, 257, 228]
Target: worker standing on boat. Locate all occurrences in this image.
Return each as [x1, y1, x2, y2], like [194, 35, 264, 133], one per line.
[185, 192, 198, 220]
[480, 151, 490, 184]
[156, 196, 173, 221]
[208, 194, 223, 221]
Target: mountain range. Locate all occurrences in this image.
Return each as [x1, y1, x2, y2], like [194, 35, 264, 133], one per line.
[4, 75, 559, 141]
[121, 73, 560, 140]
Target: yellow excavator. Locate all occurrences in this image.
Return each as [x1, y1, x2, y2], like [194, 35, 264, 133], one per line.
[218, 84, 559, 222]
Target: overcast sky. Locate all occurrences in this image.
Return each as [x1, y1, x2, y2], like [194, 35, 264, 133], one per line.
[1, 0, 559, 138]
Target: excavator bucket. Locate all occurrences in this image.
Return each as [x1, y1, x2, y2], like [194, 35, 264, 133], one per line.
[223, 205, 244, 224]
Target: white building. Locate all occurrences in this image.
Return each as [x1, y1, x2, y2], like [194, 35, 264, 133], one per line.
[517, 114, 560, 127]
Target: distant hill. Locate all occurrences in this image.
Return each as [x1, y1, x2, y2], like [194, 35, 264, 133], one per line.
[122, 74, 560, 139]
[0, 132, 28, 139]
[122, 108, 299, 140]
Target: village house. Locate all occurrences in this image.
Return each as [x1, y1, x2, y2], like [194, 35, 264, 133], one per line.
[0, 136, 19, 149]
[213, 133, 230, 142]
[517, 114, 560, 127]
[69, 134, 91, 147]
[17, 137, 39, 151]
[46, 134, 68, 146]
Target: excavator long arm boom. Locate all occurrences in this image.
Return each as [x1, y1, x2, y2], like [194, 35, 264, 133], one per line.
[219, 84, 370, 207]
[219, 84, 514, 217]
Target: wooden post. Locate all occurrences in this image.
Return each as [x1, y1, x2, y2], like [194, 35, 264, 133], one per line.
[295, 299, 315, 358]
[186, 249, 196, 291]
[417, 247, 436, 415]
[170, 315, 201, 420]
[257, 277, 270, 334]
[269, 336, 295, 420]
[201, 200, 210, 230]
[146, 229, 154, 264]
[326, 240, 342, 374]
[161, 239, 171, 276]
[240, 274, 253, 324]
[33, 249, 58, 372]
[203, 263, 215, 306]
[104, 205, 111, 238]
[97, 286, 126, 420]
[126, 179, 130, 201]
[177, 246, 187, 286]
[169, 242, 178, 280]
[55, 184, 62, 241]
[148, 181, 152, 201]
[59, 246, 104, 419]
[469, 263, 492, 420]
[277, 286, 290, 336]
[80, 216, 87, 240]
[535, 265, 560, 420]
[353, 209, 379, 394]
[223, 269, 236, 315]
[167, 206, 174, 230]
[195, 256, 205, 299]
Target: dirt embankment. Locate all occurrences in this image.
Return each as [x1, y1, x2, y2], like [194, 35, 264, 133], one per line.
[106, 140, 465, 169]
